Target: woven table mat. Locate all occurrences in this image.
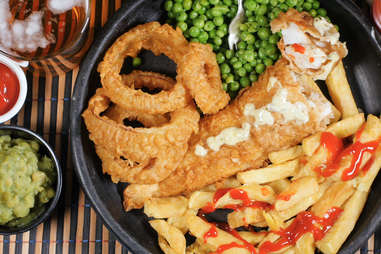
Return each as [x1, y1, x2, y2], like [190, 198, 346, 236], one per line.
[0, 0, 378, 253]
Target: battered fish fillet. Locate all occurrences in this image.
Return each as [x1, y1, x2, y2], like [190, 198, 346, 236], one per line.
[123, 58, 340, 210]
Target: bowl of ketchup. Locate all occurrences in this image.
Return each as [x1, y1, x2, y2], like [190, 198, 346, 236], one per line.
[374, 0, 381, 32]
[0, 54, 27, 124]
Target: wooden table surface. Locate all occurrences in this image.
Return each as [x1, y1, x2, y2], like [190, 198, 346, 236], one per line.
[0, 0, 379, 253]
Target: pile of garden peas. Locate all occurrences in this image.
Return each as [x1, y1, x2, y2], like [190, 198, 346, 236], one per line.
[164, 0, 330, 97]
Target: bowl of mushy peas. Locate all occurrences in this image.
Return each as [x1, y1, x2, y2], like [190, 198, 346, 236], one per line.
[0, 125, 62, 234]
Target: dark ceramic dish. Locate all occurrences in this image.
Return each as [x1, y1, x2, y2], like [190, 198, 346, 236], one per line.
[0, 125, 62, 235]
[70, 0, 381, 253]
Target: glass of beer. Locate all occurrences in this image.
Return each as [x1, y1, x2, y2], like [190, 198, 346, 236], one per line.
[0, 0, 91, 76]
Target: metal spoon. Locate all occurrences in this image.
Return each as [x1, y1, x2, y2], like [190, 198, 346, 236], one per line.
[228, 0, 245, 50]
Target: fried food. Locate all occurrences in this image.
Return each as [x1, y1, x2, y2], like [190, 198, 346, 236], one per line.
[271, 9, 348, 80]
[178, 42, 230, 114]
[97, 22, 229, 115]
[82, 89, 200, 184]
[123, 58, 339, 210]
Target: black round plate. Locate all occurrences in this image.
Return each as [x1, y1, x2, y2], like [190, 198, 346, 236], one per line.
[70, 0, 381, 253]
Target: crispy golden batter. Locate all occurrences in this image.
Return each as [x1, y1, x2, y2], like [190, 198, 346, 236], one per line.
[82, 89, 200, 184]
[123, 59, 337, 210]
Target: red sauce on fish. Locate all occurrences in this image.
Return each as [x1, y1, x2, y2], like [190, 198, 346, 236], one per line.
[258, 207, 343, 254]
[0, 63, 19, 115]
[315, 130, 380, 180]
[309, 57, 315, 63]
[292, 43, 306, 54]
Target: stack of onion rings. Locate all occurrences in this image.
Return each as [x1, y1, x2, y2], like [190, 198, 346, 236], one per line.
[83, 22, 229, 184]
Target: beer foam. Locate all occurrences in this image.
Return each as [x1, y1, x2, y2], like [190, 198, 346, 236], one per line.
[0, 0, 50, 53]
[47, 0, 84, 14]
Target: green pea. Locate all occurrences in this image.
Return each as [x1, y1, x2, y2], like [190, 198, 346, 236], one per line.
[265, 45, 277, 55]
[219, 24, 228, 33]
[256, 16, 268, 26]
[204, 21, 215, 31]
[230, 57, 238, 63]
[210, 0, 220, 4]
[206, 9, 214, 18]
[303, 2, 312, 10]
[172, 2, 183, 12]
[132, 57, 142, 67]
[189, 11, 198, 19]
[286, 0, 298, 7]
[233, 61, 243, 69]
[256, 4, 267, 15]
[240, 23, 248, 31]
[245, 0, 258, 11]
[241, 31, 251, 41]
[238, 41, 247, 50]
[335, 25, 339, 31]
[183, 0, 193, 10]
[258, 47, 267, 59]
[269, 34, 279, 44]
[177, 21, 188, 31]
[237, 67, 247, 77]
[246, 44, 254, 50]
[214, 37, 223, 46]
[250, 73, 258, 82]
[264, 58, 273, 66]
[280, 3, 288, 11]
[209, 30, 217, 38]
[214, 16, 224, 26]
[225, 50, 234, 59]
[164, 0, 173, 11]
[193, 1, 202, 11]
[168, 11, 176, 19]
[268, 12, 276, 20]
[190, 38, 200, 42]
[198, 6, 207, 14]
[244, 63, 253, 72]
[222, 82, 228, 91]
[272, 7, 281, 17]
[189, 26, 201, 37]
[199, 31, 209, 42]
[223, 0, 233, 5]
[247, 16, 256, 22]
[193, 18, 205, 28]
[270, 52, 279, 60]
[256, 63, 266, 74]
[220, 63, 231, 74]
[270, 0, 278, 6]
[240, 77, 251, 87]
[255, 40, 261, 49]
[216, 29, 225, 37]
[296, 5, 303, 12]
[237, 50, 246, 60]
[200, 0, 209, 6]
[258, 28, 270, 40]
[244, 51, 255, 62]
[177, 12, 187, 21]
[312, 0, 320, 9]
[318, 8, 327, 16]
[260, 39, 269, 48]
[310, 9, 317, 17]
[211, 7, 223, 16]
[229, 81, 240, 91]
[225, 74, 235, 83]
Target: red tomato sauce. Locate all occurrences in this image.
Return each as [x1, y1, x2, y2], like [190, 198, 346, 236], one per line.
[0, 63, 19, 115]
[315, 130, 380, 181]
[201, 188, 271, 213]
[292, 43, 306, 54]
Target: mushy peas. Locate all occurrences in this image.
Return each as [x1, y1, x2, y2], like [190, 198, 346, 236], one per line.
[0, 135, 56, 226]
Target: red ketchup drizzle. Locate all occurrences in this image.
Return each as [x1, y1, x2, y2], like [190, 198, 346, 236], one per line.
[276, 193, 293, 201]
[0, 63, 19, 115]
[258, 207, 343, 254]
[203, 224, 218, 243]
[201, 188, 271, 213]
[315, 130, 380, 181]
[292, 43, 306, 54]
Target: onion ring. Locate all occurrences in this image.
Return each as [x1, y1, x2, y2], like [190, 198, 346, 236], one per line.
[178, 42, 230, 114]
[82, 89, 200, 184]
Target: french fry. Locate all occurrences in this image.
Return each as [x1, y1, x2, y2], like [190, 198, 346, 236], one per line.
[144, 196, 188, 218]
[215, 183, 275, 208]
[326, 61, 358, 118]
[316, 190, 368, 254]
[269, 146, 303, 164]
[311, 181, 355, 217]
[294, 147, 327, 180]
[237, 159, 299, 184]
[186, 214, 251, 253]
[274, 176, 319, 211]
[295, 233, 314, 254]
[262, 210, 285, 231]
[227, 207, 264, 228]
[168, 209, 198, 234]
[158, 236, 177, 254]
[237, 231, 266, 245]
[150, 220, 186, 254]
[258, 233, 292, 253]
[357, 114, 381, 143]
[268, 179, 291, 194]
[188, 191, 214, 210]
[201, 177, 241, 192]
[302, 113, 364, 156]
[357, 147, 381, 192]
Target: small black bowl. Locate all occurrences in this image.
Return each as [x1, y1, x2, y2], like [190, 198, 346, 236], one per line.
[0, 125, 62, 235]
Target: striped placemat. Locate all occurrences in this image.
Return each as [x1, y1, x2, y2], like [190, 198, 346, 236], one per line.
[0, 0, 378, 253]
